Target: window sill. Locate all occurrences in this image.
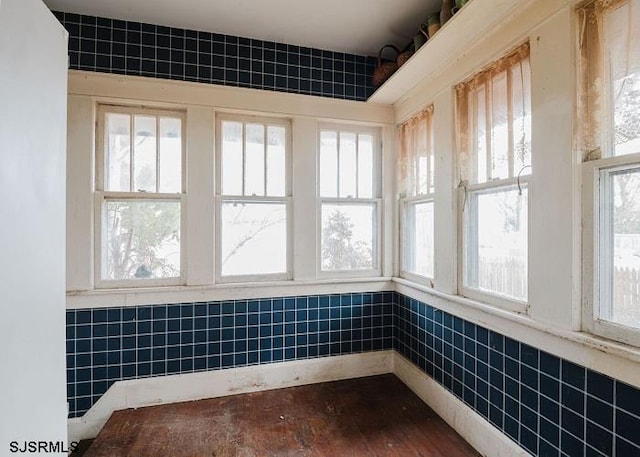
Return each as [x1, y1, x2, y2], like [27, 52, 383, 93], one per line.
[393, 277, 640, 366]
[66, 276, 393, 309]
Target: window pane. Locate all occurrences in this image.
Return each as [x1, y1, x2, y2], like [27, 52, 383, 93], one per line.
[358, 134, 374, 198]
[429, 153, 435, 195]
[105, 113, 131, 191]
[222, 121, 243, 195]
[320, 131, 338, 197]
[220, 201, 287, 276]
[415, 118, 430, 195]
[465, 186, 527, 301]
[475, 85, 487, 184]
[603, 168, 640, 328]
[339, 132, 357, 198]
[266, 126, 286, 197]
[103, 200, 180, 280]
[133, 115, 157, 192]
[404, 201, 434, 278]
[159, 117, 182, 193]
[605, 4, 640, 156]
[511, 61, 532, 174]
[245, 124, 265, 196]
[321, 203, 375, 271]
[490, 71, 509, 180]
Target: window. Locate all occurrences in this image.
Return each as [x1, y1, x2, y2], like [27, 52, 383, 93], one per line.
[95, 105, 185, 287]
[456, 42, 531, 310]
[319, 125, 381, 275]
[580, 0, 640, 344]
[399, 106, 435, 282]
[216, 115, 291, 281]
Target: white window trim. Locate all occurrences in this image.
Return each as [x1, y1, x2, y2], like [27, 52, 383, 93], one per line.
[582, 152, 640, 348]
[214, 113, 293, 283]
[94, 104, 187, 289]
[458, 176, 529, 314]
[317, 123, 383, 278]
[399, 195, 435, 285]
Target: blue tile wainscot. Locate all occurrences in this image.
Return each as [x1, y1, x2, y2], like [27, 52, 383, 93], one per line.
[66, 291, 640, 457]
[66, 292, 394, 418]
[394, 293, 640, 457]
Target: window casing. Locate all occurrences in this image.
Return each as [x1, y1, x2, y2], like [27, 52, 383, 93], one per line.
[95, 105, 186, 288]
[456, 42, 531, 311]
[318, 125, 382, 276]
[580, 0, 640, 345]
[215, 114, 292, 282]
[399, 106, 436, 283]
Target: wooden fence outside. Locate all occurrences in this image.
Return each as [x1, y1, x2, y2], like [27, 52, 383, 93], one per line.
[613, 267, 640, 327]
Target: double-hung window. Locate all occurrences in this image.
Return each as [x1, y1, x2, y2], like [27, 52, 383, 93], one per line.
[399, 106, 436, 282]
[216, 115, 291, 281]
[96, 105, 185, 287]
[456, 43, 531, 310]
[580, 0, 640, 345]
[319, 125, 381, 275]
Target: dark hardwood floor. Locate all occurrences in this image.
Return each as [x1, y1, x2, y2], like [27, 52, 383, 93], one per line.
[83, 374, 480, 457]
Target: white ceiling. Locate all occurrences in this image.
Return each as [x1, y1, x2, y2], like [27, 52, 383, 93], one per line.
[44, 0, 441, 56]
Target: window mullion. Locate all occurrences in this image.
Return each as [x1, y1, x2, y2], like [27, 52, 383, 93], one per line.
[263, 125, 268, 196]
[336, 131, 341, 198]
[355, 134, 360, 198]
[507, 68, 514, 178]
[425, 122, 431, 196]
[129, 114, 135, 192]
[410, 127, 420, 195]
[242, 122, 247, 196]
[155, 115, 161, 192]
[485, 81, 492, 182]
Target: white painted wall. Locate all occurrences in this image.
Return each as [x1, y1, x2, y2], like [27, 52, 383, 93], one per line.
[0, 0, 68, 451]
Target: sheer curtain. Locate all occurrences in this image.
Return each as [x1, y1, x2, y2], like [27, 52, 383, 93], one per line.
[455, 42, 531, 184]
[578, 0, 640, 158]
[397, 105, 435, 197]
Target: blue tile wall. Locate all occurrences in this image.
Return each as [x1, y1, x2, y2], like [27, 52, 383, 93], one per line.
[65, 289, 640, 457]
[66, 292, 394, 418]
[52, 11, 376, 101]
[394, 293, 640, 457]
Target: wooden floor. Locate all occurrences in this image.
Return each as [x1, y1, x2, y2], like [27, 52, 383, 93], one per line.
[84, 374, 480, 457]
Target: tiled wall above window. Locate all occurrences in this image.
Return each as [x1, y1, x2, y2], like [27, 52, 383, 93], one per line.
[53, 11, 377, 101]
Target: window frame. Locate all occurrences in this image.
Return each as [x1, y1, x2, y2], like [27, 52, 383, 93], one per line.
[317, 123, 383, 278]
[582, 154, 640, 347]
[580, 0, 640, 345]
[398, 106, 436, 284]
[214, 113, 293, 283]
[458, 178, 529, 313]
[94, 104, 187, 288]
[400, 197, 435, 284]
[455, 43, 531, 312]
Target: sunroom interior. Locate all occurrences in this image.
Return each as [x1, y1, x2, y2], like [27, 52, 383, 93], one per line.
[1, 0, 640, 456]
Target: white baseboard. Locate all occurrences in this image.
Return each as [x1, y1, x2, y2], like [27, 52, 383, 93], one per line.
[69, 350, 527, 457]
[68, 351, 394, 443]
[392, 353, 528, 457]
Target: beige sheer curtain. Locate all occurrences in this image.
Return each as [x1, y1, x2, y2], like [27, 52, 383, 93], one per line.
[578, 0, 640, 159]
[397, 105, 435, 197]
[455, 42, 531, 184]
